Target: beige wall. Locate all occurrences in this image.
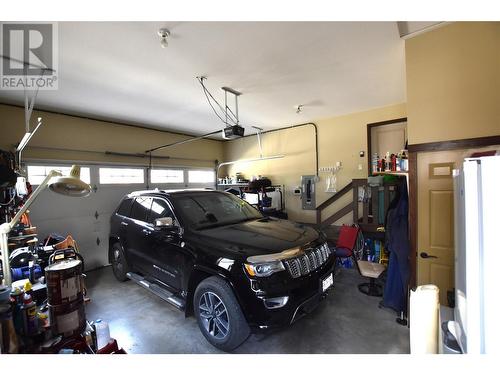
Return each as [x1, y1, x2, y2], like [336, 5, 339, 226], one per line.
[406, 22, 500, 145]
[0, 104, 224, 168]
[223, 103, 407, 223]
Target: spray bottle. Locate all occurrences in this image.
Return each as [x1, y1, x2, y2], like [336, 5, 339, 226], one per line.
[20, 293, 38, 336]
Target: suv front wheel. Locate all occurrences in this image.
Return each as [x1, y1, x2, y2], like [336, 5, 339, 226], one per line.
[194, 276, 250, 352]
[110, 242, 130, 282]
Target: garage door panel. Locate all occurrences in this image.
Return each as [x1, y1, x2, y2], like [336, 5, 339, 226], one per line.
[27, 164, 214, 270]
[28, 171, 147, 270]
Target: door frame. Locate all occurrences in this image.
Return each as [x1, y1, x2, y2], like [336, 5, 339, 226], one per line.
[407, 135, 500, 288]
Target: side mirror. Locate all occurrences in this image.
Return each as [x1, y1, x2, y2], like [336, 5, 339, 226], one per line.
[155, 217, 174, 228]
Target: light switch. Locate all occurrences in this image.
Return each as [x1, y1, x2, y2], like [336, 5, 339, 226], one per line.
[358, 164, 363, 170]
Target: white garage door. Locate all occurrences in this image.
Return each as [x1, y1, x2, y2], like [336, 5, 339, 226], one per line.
[26, 162, 215, 270]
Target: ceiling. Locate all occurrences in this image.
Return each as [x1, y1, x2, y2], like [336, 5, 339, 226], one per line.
[0, 22, 407, 137]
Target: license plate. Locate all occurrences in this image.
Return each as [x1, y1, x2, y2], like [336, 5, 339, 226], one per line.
[322, 273, 333, 292]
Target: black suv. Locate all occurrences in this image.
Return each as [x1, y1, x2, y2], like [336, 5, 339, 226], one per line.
[109, 189, 335, 351]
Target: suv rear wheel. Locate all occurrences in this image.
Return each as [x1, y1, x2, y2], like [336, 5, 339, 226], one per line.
[110, 242, 130, 282]
[194, 276, 250, 352]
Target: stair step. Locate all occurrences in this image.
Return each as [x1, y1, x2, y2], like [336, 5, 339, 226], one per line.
[126, 272, 185, 310]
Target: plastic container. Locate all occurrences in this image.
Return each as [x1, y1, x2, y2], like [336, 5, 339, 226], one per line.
[20, 293, 38, 336]
[95, 319, 111, 350]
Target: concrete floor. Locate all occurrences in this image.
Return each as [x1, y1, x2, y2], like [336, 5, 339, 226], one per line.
[84, 266, 409, 354]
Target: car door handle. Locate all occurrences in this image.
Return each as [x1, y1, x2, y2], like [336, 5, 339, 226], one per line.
[420, 252, 438, 259]
[120, 222, 128, 227]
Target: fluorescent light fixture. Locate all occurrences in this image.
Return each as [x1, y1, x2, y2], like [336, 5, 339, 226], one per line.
[16, 117, 43, 152]
[16, 132, 32, 152]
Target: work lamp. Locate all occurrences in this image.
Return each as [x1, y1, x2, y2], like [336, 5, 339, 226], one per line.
[0, 165, 91, 286]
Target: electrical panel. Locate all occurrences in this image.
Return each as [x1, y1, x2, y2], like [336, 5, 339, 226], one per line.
[301, 175, 316, 210]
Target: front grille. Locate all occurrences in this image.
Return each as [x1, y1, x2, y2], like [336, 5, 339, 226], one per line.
[283, 243, 332, 278]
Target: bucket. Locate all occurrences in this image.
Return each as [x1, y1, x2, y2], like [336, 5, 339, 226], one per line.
[45, 259, 83, 305]
[48, 299, 86, 337]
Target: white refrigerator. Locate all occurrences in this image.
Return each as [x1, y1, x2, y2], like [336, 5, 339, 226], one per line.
[451, 155, 500, 354]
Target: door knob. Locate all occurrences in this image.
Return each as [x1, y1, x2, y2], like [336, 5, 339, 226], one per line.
[420, 252, 438, 259]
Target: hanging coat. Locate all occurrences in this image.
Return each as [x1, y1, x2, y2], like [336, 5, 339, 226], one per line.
[382, 178, 410, 314]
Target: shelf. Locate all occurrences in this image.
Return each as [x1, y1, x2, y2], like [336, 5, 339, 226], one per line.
[372, 171, 408, 176]
[9, 233, 37, 241]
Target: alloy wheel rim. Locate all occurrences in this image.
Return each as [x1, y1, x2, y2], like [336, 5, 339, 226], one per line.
[113, 249, 122, 272]
[199, 291, 229, 339]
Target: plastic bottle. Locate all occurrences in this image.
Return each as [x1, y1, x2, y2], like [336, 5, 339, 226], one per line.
[372, 153, 379, 174]
[28, 260, 35, 283]
[95, 319, 111, 350]
[401, 150, 408, 171]
[9, 288, 24, 335]
[390, 154, 396, 171]
[23, 280, 33, 298]
[20, 293, 37, 336]
[374, 241, 381, 263]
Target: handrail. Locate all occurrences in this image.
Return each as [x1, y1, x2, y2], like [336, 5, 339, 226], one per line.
[315, 181, 355, 225]
[317, 177, 399, 230]
[321, 202, 355, 228]
[316, 181, 353, 211]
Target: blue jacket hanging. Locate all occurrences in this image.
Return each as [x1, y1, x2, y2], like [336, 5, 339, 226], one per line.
[382, 178, 410, 314]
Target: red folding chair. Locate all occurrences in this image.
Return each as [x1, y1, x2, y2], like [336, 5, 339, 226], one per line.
[334, 225, 386, 297]
[334, 225, 359, 265]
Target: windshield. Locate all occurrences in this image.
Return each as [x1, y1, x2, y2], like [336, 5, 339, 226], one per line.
[171, 192, 263, 229]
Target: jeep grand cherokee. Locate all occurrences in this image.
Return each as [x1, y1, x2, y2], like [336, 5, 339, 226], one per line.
[109, 189, 334, 351]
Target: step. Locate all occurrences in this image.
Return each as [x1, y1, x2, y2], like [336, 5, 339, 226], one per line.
[126, 272, 185, 310]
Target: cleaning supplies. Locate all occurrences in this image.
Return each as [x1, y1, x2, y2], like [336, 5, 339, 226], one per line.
[372, 153, 379, 174]
[20, 293, 38, 336]
[94, 319, 111, 350]
[9, 287, 24, 335]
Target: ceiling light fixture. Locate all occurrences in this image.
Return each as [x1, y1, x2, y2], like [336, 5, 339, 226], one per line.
[158, 28, 170, 48]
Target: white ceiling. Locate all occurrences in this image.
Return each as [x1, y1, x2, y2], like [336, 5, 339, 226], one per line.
[0, 22, 407, 136]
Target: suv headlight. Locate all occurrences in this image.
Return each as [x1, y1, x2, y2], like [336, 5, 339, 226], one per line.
[244, 261, 285, 277]
[244, 246, 302, 277]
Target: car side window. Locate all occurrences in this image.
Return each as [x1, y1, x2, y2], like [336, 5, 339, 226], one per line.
[129, 197, 152, 222]
[149, 198, 174, 224]
[116, 198, 133, 217]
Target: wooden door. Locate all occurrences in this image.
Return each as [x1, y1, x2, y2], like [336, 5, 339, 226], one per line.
[417, 146, 500, 306]
[417, 150, 463, 306]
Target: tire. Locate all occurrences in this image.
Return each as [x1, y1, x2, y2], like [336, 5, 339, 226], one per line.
[110, 242, 130, 282]
[194, 276, 250, 352]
